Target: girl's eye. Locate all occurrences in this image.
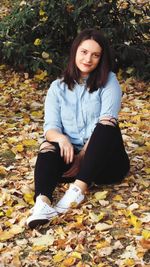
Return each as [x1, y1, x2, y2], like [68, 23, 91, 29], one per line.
[81, 50, 87, 54]
[93, 54, 100, 58]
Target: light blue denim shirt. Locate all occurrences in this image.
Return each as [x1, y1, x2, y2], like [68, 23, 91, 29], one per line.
[44, 72, 122, 148]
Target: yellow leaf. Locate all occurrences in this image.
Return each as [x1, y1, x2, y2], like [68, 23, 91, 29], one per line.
[53, 250, 67, 263]
[97, 263, 106, 267]
[32, 245, 47, 251]
[144, 167, 150, 174]
[132, 115, 141, 122]
[0, 231, 14, 241]
[89, 212, 104, 222]
[16, 144, 24, 152]
[10, 225, 24, 235]
[34, 38, 42, 46]
[124, 209, 132, 217]
[0, 211, 4, 217]
[121, 83, 127, 93]
[31, 110, 43, 118]
[96, 240, 109, 249]
[89, 212, 99, 222]
[0, 64, 6, 70]
[7, 137, 18, 144]
[71, 251, 82, 259]
[62, 257, 76, 266]
[97, 212, 105, 221]
[6, 208, 13, 217]
[22, 139, 37, 147]
[23, 117, 30, 124]
[94, 191, 108, 201]
[113, 195, 123, 201]
[126, 67, 134, 74]
[39, 9, 45, 16]
[142, 230, 150, 240]
[0, 166, 7, 176]
[23, 192, 34, 205]
[34, 70, 48, 80]
[0, 225, 24, 241]
[40, 16, 48, 22]
[128, 213, 142, 229]
[42, 51, 49, 59]
[46, 58, 53, 64]
[4, 221, 12, 227]
[75, 244, 84, 253]
[123, 258, 135, 266]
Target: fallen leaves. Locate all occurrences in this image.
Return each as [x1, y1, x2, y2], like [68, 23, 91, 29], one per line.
[94, 190, 108, 201]
[31, 234, 55, 250]
[0, 225, 24, 242]
[0, 65, 150, 266]
[95, 222, 113, 231]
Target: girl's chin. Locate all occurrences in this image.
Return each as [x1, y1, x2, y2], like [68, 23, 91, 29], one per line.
[79, 69, 91, 76]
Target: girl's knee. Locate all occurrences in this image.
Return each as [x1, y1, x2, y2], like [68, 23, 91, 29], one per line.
[39, 142, 56, 153]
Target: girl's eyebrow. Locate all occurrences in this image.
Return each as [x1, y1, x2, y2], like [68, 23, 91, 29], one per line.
[81, 48, 101, 55]
[80, 47, 101, 54]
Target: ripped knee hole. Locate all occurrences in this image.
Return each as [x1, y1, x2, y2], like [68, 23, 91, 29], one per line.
[39, 142, 56, 153]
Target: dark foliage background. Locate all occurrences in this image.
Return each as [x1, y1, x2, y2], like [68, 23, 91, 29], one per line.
[0, 0, 149, 81]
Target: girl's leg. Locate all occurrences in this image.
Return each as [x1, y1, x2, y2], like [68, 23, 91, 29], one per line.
[55, 123, 129, 214]
[26, 142, 72, 228]
[34, 141, 72, 201]
[76, 123, 130, 185]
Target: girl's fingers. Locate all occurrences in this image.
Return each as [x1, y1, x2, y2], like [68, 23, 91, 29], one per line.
[64, 148, 70, 164]
[59, 144, 74, 164]
[60, 146, 64, 158]
[64, 147, 74, 164]
[69, 148, 74, 163]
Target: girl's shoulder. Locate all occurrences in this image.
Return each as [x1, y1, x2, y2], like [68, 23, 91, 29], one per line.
[50, 78, 67, 92]
[107, 71, 117, 81]
[103, 71, 119, 88]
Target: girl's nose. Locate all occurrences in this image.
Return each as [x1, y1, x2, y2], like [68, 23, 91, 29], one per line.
[85, 54, 92, 63]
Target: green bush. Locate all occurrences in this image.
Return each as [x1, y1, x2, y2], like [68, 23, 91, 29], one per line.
[0, 0, 149, 81]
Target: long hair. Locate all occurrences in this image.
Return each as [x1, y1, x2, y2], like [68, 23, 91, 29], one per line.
[62, 28, 112, 92]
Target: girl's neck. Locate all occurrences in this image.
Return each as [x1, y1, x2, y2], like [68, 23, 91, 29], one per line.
[79, 75, 88, 84]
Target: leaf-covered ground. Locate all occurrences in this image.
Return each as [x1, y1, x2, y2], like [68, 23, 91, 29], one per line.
[0, 65, 150, 267]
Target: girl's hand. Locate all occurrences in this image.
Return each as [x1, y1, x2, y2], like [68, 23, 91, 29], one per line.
[63, 153, 83, 177]
[58, 136, 74, 164]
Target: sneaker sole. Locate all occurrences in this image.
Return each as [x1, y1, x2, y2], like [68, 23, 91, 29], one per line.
[27, 218, 49, 229]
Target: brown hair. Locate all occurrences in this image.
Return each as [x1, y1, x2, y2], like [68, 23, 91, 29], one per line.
[62, 28, 112, 92]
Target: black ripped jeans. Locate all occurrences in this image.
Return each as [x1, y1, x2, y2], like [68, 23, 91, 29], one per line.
[34, 123, 130, 201]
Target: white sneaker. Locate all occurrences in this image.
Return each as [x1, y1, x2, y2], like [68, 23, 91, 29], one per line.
[26, 195, 58, 228]
[55, 184, 85, 214]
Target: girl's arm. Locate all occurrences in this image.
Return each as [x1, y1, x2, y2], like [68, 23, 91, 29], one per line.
[44, 81, 74, 164]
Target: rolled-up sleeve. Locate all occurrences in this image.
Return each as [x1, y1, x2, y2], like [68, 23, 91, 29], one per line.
[99, 72, 122, 119]
[44, 81, 62, 135]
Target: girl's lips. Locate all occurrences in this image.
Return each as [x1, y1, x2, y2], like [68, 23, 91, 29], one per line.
[82, 63, 92, 67]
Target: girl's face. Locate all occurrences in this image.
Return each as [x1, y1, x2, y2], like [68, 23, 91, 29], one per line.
[75, 39, 102, 77]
